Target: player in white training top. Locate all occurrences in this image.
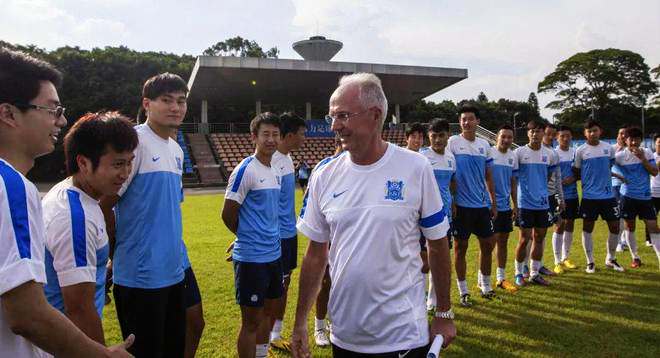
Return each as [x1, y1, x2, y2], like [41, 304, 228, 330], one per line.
[613, 127, 659, 269]
[223, 113, 283, 358]
[269, 112, 307, 352]
[43, 112, 137, 345]
[291, 73, 456, 357]
[648, 133, 660, 249]
[0, 47, 132, 358]
[553, 126, 579, 271]
[573, 120, 625, 273]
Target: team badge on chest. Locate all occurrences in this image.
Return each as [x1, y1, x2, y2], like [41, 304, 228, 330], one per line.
[385, 180, 404, 201]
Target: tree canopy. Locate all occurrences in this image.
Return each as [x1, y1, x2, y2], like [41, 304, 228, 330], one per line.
[203, 36, 279, 58]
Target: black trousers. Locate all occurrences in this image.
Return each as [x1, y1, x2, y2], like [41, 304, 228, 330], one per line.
[114, 281, 186, 358]
[332, 342, 431, 358]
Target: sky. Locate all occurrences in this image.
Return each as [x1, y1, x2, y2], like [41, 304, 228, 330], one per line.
[1, 0, 658, 120]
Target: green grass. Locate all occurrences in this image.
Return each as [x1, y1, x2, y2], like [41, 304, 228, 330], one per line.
[103, 190, 660, 357]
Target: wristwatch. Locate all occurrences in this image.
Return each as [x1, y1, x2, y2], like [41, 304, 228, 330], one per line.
[434, 308, 454, 320]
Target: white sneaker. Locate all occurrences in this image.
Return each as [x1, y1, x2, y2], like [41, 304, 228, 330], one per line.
[646, 240, 653, 247]
[314, 328, 330, 347]
[606, 259, 625, 272]
[585, 263, 596, 274]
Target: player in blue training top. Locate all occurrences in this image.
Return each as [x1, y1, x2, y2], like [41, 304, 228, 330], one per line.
[100, 73, 190, 357]
[613, 126, 659, 269]
[420, 118, 455, 310]
[222, 113, 282, 358]
[43, 112, 137, 345]
[513, 120, 559, 287]
[0, 47, 132, 358]
[447, 105, 498, 306]
[612, 126, 629, 252]
[552, 126, 579, 271]
[268, 112, 306, 351]
[573, 120, 625, 274]
[541, 124, 565, 276]
[489, 124, 519, 292]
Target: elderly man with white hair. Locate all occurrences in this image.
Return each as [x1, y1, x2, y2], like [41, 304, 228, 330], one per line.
[291, 73, 456, 358]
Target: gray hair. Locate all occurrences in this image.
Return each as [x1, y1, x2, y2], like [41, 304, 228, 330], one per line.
[333, 72, 388, 125]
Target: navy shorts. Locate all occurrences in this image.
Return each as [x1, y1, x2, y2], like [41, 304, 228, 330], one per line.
[233, 259, 283, 307]
[561, 198, 580, 220]
[281, 236, 298, 277]
[493, 210, 513, 234]
[653, 197, 660, 213]
[183, 266, 202, 309]
[580, 198, 619, 222]
[517, 208, 552, 229]
[621, 196, 657, 221]
[453, 206, 494, 239]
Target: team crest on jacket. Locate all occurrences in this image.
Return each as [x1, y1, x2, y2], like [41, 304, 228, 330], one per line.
[176, 157, 183, 170]
[385, 180, 404, 201]
[542, 156, 547, 163]
[603, 149, 609, 155]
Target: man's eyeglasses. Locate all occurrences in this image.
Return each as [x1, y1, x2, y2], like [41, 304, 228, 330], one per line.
[13, 103, 66, 118]
[324, 110, 370, 124]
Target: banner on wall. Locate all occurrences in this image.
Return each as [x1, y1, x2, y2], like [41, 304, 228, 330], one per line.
[305, 119, 334, 137]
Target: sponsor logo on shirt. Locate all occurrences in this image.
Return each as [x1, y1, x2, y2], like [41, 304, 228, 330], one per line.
[332, 190, 348, 198]
[448, 160, 453, 168]
[508, 158, 513, 165]
[479, 147, 485, 154]
[385, 180, 405, 201]
[259, 178, 266, 183]
[603, 149, 609, 155]
[152, 156, 160, 162]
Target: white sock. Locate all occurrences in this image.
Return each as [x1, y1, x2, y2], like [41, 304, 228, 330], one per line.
[496, 267, 506, 282]
[651, 233, 660, 266]
[562, 231, 573, 262]
[552, 232, 563, 265]
[531, 260, 542, 277]
[618, 219, 626, 245]
[457, 279, 469, 296]
[515, 260, 525, 276]
[607, 232, 619, 262]
[627, 230, 639, 260]
[582, 231, 594, 264]
[270, 320, 283, 342]
[481, 274, 492, 293]
[315, 318, 326, 331]
[477, 270, 483, 288]
[256, 344, 268, 358]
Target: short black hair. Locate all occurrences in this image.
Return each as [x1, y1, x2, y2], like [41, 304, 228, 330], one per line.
[428, 118, 449, 133]
[654, 133, 660, 142]
[584, 119, 602, 129]
[527, 119, 546, 130]
[558, 125, 572, 134]
[64, 111, 138, 175]
[458, 104, 480, 119]
[279, 112, 306, 137]
[0, 48, 62, 109]
[626, 126, 643, 139]
[142, 73, 188, 100]
[406, 122, 427, 137]
[498, 123, 514, 132]
[250, 112, 280, 135]
[546, 123, 558, 131]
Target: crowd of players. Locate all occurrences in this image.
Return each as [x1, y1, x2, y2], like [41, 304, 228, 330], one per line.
[1, 47, 659, 358]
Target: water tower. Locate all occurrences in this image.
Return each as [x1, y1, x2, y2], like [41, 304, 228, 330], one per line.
[292, 36, 343, 61]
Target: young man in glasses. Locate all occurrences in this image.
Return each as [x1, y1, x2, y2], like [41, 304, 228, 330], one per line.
[0, 47, 133, 357]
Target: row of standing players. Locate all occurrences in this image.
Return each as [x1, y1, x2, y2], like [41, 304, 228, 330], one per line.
[405, 116, 660, 309]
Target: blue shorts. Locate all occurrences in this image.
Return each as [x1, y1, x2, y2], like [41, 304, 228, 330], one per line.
[233, 259, 283, 307]
[280, 236, 298, 277]
[183, 266, 202, 309]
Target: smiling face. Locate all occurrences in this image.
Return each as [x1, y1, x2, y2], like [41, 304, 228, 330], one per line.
[143, 91, 187, 129]
[459, 111, 479, 135]
[329, 84, 381, 154]
[15, 81, 67, 158]
[406, 131, 424, 151]
[252, 123, 280, 158]
[497, 128, 514, 151]
[79, 146, 135, 197]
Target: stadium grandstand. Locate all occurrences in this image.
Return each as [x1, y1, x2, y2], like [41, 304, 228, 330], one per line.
[175, 36, 468, 186]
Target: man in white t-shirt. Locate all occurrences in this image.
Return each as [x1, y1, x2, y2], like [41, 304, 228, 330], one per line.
[0, 47, 132, 357]
[43, 112, 137, 345]
[647, 133, 660, 249]
[291, 73, 456, 357]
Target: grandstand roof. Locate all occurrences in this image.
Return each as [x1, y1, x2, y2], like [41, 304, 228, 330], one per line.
[187, 56, 468, 107]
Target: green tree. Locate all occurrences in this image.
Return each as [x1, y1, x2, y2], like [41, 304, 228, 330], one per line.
[203, 36, 279, 58]
[538, 49, 658, 131]
[527, 92, 539, 115]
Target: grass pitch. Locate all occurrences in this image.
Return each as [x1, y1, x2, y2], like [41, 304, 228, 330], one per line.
[102, 191, 660, 357]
